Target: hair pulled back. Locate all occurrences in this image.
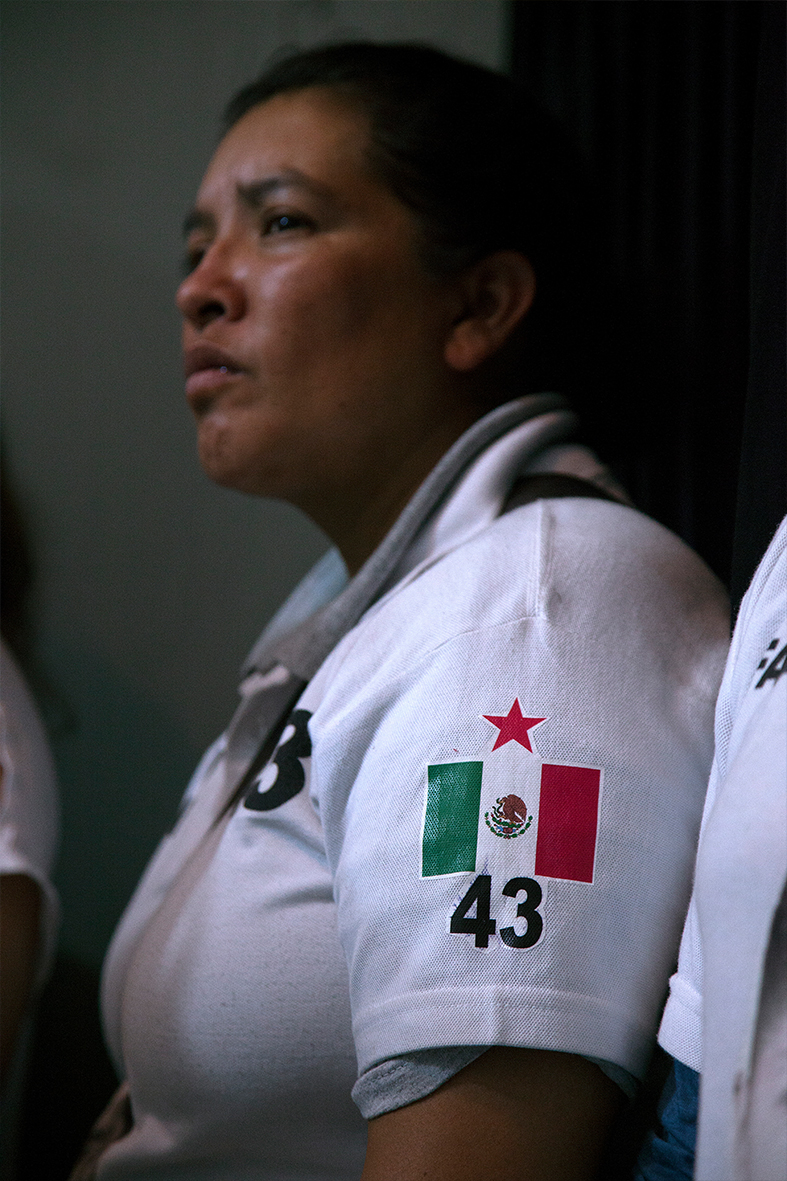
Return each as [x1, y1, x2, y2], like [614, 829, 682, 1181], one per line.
[225, 42, 596, 401]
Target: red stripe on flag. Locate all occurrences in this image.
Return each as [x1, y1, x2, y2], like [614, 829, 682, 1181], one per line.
[534, 763, 600, 883]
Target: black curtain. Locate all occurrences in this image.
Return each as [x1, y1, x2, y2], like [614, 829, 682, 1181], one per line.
[731, 0, 786, 609]
[510, 0, 785, 593]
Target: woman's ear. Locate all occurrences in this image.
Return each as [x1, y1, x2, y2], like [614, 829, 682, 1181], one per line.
[444, 251, 536, 373]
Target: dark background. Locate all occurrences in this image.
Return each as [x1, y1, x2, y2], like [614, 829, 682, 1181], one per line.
[513, 0, 785, 607]
[2, 2, 784, 1178]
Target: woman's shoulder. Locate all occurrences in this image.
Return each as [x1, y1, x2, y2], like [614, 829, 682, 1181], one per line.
[386, 496, 726, 639]
[309, 497, 729, 712]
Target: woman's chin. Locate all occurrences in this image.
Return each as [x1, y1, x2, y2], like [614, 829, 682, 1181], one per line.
[197, 437, 250, 493]
[195, 436, 284, 501]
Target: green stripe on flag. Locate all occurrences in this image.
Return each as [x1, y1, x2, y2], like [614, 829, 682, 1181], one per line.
[422, 762, 483, 876]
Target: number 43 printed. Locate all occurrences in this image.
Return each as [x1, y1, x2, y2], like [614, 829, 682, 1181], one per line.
[449, 875, 545, 949]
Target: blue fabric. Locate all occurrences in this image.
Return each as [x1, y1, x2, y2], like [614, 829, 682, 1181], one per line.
[635, 1058, 699, 1181]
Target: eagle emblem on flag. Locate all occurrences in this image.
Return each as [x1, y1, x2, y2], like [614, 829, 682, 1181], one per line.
[485, 794, 532, 838]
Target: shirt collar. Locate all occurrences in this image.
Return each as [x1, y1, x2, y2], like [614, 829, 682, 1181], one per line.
[243, 394, 574, 680]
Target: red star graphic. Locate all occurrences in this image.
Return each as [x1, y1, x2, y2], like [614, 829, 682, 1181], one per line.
[483, 700, 546, 753]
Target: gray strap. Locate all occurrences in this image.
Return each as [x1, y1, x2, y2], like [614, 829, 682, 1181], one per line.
[503, 471, 622, 513]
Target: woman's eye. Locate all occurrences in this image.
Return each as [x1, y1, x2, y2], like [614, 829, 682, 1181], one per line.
[263, 213, 313, 236]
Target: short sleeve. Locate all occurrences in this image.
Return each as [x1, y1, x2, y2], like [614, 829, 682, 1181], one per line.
[303, 500, 729, 1081]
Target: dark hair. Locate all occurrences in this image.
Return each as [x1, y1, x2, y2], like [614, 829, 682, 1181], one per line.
[224, 42, 599, 403]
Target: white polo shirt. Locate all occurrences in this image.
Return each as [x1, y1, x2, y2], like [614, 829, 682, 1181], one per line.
[99, 403, 729, 1180]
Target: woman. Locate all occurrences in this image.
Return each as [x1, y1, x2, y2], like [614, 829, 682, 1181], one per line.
[90, 44, 729, 1180]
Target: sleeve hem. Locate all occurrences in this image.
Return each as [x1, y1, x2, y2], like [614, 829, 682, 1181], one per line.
[657, 978, 703, 1073]
[353, 986, 656, 1081]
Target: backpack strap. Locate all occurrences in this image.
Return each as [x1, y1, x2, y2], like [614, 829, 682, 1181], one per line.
[503, 472, 623, 513]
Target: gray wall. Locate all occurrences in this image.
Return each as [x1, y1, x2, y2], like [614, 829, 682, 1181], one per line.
[1, 1, 509, 970]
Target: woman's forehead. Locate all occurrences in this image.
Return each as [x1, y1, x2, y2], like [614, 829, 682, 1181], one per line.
[200, 88, 374, 197]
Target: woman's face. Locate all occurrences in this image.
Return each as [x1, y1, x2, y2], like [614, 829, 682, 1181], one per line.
[177, 88, 475, 530]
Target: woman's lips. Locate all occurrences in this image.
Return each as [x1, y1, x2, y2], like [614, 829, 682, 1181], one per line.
[185, 364, 242, 401]
[183, 344, 244, 406]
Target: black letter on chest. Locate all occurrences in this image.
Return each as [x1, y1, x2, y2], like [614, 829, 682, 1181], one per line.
[243, 709, 313, 811]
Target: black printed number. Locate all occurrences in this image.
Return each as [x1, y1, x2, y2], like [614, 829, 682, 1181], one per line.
[500, 877, 543, 948]
[450, 875, 544, 949]
[243, 709, 312, 811]
[449, 874, 496, 948]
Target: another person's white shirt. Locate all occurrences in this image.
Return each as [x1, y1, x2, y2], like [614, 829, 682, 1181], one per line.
[658, 515, 787, 1181]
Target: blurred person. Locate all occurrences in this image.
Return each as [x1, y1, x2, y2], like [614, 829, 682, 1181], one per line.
[0, 640, 60, 1081]
[0, 475, 59, 1083]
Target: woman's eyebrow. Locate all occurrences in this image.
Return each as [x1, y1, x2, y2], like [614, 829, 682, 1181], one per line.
[182, 209, 214, 238]
[182, 171, 335, 238]
[236, 171, 333, 211]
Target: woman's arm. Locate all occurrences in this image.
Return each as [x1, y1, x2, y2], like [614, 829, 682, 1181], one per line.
[363, 1046, 622, 1181]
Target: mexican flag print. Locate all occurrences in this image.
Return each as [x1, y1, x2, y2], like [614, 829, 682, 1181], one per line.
[421, 701, 602, 884]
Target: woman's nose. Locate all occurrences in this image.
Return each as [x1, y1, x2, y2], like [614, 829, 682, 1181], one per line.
[176, 245, 247, 330]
